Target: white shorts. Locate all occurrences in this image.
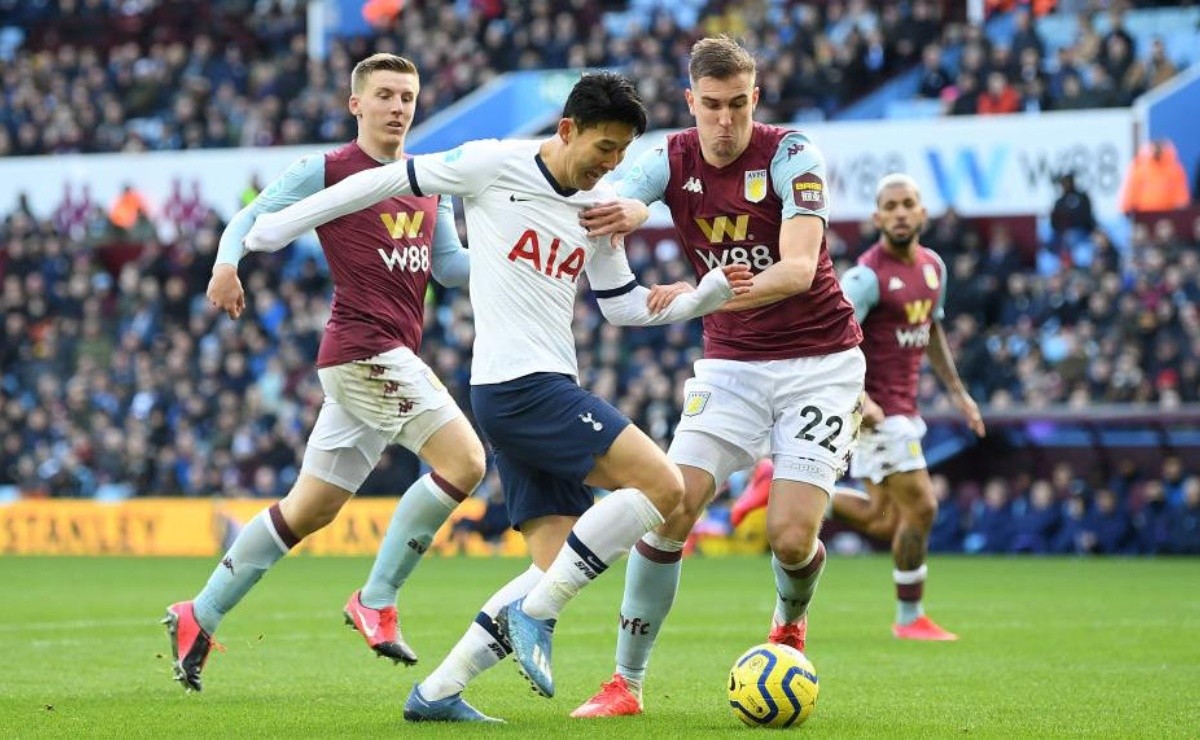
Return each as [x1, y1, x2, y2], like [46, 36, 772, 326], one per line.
[669, 347, 866, 493]
[304, 347, 462, 489]
[849, 415, 928, 485]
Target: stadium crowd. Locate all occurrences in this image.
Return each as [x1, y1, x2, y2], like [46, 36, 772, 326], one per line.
[7, 0, 1163, 156]
[1, 0, 1197, 555]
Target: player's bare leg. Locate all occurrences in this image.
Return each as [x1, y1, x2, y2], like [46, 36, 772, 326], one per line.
[885, 469, 957, 641]
[351, 416, 486, 665]
[766, 479, 830, 653]
[498, 426, 679, 697]
[573, 463, 716, 718]
[831, 482, 900, 541]
[166, 474, 352, 691]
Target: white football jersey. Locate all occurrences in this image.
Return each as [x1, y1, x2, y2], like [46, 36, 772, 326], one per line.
[410, 139, 638, 384]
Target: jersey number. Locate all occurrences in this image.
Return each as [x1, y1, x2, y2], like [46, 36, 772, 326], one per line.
[795, 405, 843, 453]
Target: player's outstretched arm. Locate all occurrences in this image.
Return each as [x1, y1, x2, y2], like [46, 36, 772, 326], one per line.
[245, 159, 414, 252]
[430, 195, 469, 288]
[716, 214, 823, 312]
[210, 155, 327, 318]
[594, 264, 752, 326]
[927, 321, 986, 437]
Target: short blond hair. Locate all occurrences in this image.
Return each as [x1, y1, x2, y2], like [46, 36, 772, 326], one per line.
[351, 53, 419, 95]
[875, 173, 922, 204]
[688, 36, 757, 83]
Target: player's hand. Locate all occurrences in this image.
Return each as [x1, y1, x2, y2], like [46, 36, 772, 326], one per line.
[860, 394, 885, 430]
[207, 264, 246, 319]
[580, 198, 650, 247]
[720, 264, 754, 295]
[646, 281, 693, 314]
[953, 390, 986, 437]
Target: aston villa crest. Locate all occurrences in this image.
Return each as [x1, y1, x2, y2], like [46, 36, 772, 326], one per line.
[922, 263, 940, 290]
[744, 169, 767, 203]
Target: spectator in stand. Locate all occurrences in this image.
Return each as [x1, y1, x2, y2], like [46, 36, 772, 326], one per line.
[946, 72, 980, 115]
[1162, 478, 1200, 554]
[964, 478, 1014, 554]
[1119, 140, 1191, 215]
[1050, 172, 1097, 253]
[1011, 480, 1061, 554]
[917, 43, 953, 99]
[1133, 480, 1171, 554]
[927, 474, 963, 553]
[1080, 488, 1136, 554]
[977, 71, 1021, 114]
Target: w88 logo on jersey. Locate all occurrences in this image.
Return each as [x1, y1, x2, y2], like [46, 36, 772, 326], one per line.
[697, 245, 776, 272]
[377, 245, 431, 273]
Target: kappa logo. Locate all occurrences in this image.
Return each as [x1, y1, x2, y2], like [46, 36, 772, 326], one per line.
[221, 556, 235, 574]
[407, 537, 428, 554]
[786, 142, 805, 159]
[682, 177, 703, 193]
[579, 412, 603, 431]
[888, 276, 905, 291]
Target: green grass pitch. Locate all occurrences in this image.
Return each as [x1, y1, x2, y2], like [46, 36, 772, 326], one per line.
[1, 555, 1197, 737]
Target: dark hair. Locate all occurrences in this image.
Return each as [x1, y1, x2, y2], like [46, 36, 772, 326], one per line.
[562, 72, 647, 135]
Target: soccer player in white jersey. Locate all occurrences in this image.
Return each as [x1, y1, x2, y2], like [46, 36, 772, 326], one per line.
[163, 54, 486, 692]
[570, 36, 865, 718]
[246, 72, 752, 722]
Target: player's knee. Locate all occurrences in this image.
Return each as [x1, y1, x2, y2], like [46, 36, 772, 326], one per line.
[444, 441, 487, 492]
[906, 495, 937, 530]
[643, 465, 685, 517]
[769, 521, 821, 565]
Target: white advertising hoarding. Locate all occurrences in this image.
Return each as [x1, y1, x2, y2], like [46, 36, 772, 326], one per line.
[0, 109, 1134, 225]
[617, 108, 1134, 224]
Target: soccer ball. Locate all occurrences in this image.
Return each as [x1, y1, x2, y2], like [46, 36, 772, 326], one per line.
[727, 643, 819, 728]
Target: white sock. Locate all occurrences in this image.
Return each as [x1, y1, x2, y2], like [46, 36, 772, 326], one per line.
[522, 488, 664, 620]
[418, 565, 543, 701]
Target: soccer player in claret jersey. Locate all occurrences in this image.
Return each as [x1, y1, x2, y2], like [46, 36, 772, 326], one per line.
[571, 36, 865, 718]
[246, 72, 752, 722]
[831, 173, 985, 641]
[162, 54, 487, 692]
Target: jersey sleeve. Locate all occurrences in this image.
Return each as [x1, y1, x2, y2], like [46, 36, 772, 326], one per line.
[215, 154, 325, 265]
[408, 139, 508, 200]
[430, 195, 469, 288]
[586, 240, 733, 326]
[770, 132, 831, 224]
[615, 144, 670, 204]
[930, 250, 948, 321]
[839, 263, 880, 325]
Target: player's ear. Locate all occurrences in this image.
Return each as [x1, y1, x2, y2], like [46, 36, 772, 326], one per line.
[557, 117, 574, 143]
[872, 209, 883, 230]
[348, 94, 361, 117]
[751, 86, 760, 108]
[684, 88, 696, 116]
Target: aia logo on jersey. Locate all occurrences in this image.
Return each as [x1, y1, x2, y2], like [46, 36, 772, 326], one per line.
[507, 229, 585, 282]
[792, 172, 826, 211]
[694, 214, 750, 243]
[380, 210, 425, 239]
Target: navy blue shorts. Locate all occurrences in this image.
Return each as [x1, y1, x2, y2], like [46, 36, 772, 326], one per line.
[470, 373, 630, 529]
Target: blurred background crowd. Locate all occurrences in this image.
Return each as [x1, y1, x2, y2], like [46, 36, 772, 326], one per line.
[1, 0, 1197, 555]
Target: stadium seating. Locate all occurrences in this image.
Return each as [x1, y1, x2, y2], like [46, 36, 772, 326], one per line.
[1, 1, 1196, 555]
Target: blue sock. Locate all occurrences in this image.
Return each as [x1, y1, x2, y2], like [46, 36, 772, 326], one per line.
[772, 540, 826, 625]
[615, 533, 684, 689]
[193, 503, 298, 634]
[359, 473, 464, 609]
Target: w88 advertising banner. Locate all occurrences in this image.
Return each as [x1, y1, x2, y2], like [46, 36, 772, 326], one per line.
[804, 109, 1133, 221]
